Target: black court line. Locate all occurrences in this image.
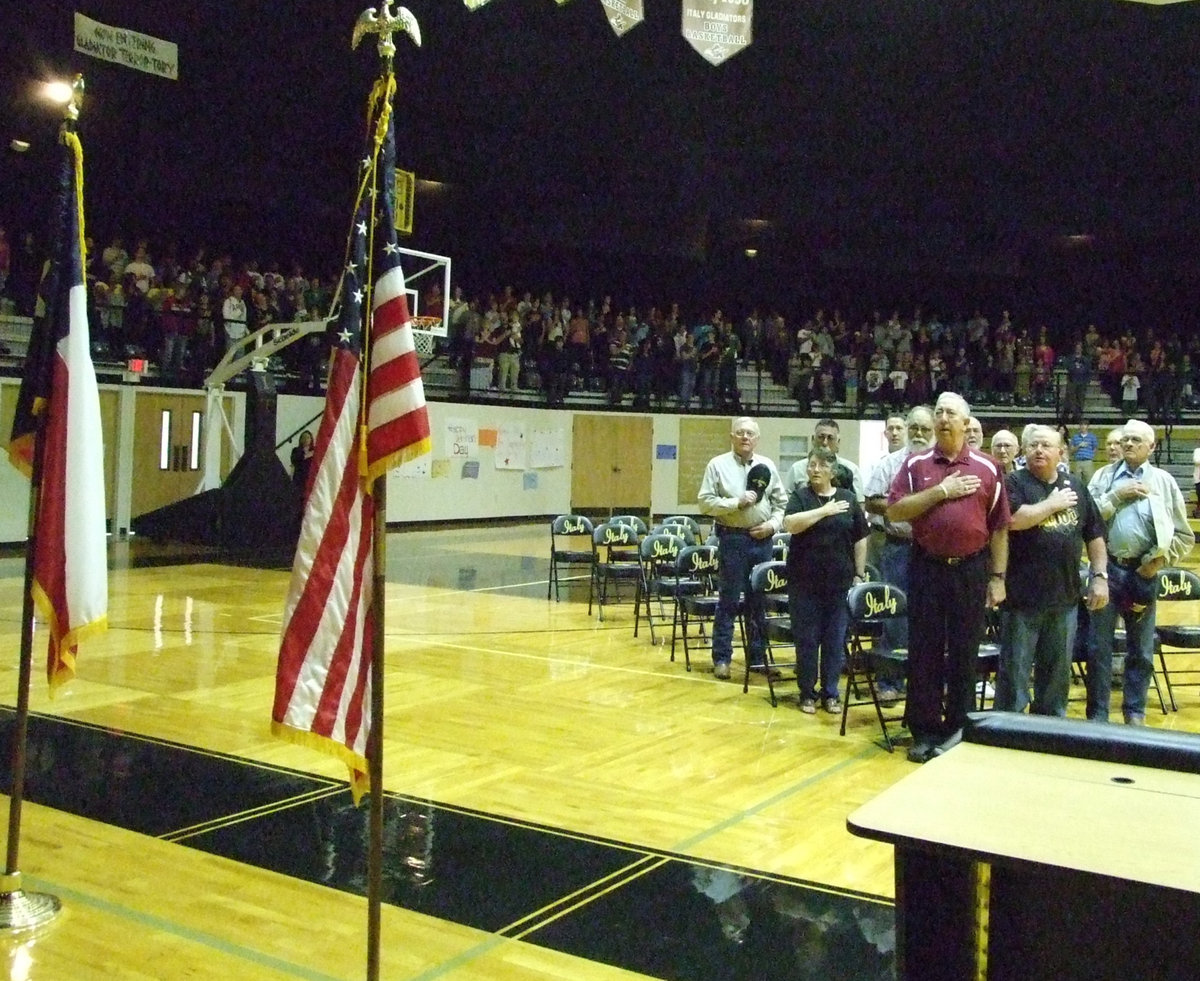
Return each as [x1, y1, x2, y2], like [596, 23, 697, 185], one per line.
[0, 710, 897, 980]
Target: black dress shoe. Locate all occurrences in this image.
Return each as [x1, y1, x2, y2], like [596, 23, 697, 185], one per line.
[906, 741, 935, 764]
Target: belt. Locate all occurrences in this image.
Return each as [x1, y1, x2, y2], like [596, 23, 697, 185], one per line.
[916, 546, 986, 566]
[715, 524, 751, 536]
[885, 533, 912, 546]
[1112, 556, 1142, 570]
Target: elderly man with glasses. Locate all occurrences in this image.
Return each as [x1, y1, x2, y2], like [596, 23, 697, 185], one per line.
[785, 418, 864, 500]
[698, 417, 788, 680]
[1084, 419, 1194, 724]
[996, 425, 1108, 717]
[864, 405, 936, 702]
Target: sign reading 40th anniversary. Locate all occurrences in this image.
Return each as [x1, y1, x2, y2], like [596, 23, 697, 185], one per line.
[682, 0, 753, 66]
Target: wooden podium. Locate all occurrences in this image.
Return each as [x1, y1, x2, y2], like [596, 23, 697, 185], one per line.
[848, 740, 1200, 981]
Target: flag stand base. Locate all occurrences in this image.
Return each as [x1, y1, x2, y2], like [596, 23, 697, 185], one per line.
[0, 887, 61, 932]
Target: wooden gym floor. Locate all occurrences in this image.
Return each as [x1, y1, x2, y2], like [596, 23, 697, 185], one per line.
[2, 521, 1200, 980]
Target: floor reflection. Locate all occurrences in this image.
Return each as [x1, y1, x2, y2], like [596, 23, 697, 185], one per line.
[0, 710, 896, 979]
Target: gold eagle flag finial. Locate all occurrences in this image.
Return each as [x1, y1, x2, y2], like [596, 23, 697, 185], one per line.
[352, 1, 421, 59]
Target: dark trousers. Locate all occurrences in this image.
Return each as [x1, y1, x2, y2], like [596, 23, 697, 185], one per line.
[907, 548, 989, 742]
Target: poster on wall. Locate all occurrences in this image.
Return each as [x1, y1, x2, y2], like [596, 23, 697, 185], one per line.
[530, 428, 565, 469]
[495, 423, 527, 470]
[445, 417, 479, 459]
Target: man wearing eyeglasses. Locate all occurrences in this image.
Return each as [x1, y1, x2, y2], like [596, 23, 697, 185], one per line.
[698, 417, 788, 680]
[887, 392, 1011, 763]
[785, 419, 864, 500]
[996, 425, 1108, 717]
[864, 405, 935, 703]
[1085, 419, 1194, 724]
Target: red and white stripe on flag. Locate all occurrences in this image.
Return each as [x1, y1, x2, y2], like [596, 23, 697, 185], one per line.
[366, 262, 431, 483]
[273, 350, 375, 799]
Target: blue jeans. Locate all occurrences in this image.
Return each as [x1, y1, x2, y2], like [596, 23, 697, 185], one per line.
[713, 529, 773, 666]
[996, 605, 1077, 716]
[791, 588, 849, 700]
[1086, 561, 1158, 720]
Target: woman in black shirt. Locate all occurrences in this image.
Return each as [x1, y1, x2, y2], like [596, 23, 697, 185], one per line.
[782, 447, 869, 714]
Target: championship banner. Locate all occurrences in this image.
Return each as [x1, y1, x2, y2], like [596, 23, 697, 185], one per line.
[74, 13, 178, 80]
[601, 0, 644, 37]
[682, 0, 752, 66]
[394, 168, 414, 234]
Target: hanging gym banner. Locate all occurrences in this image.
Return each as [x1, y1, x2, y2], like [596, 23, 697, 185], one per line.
[601, 0, 644, 37]
[682, 0, 752, 66]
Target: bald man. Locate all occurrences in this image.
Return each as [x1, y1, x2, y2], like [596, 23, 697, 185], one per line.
[990, 430, 1019, 474]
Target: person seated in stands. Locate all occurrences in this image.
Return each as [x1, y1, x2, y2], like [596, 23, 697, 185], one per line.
[607, 325, 633, 404]
[496, 314, 521, 392]
[696, 327, 720, 410]
[677, 333, 698, 410]
[222, 283, 248, 354]
[717, 329, 741, 409]
[630, 336, 655, 409]
[1119, 359, 1141, 416]
[565, 306, 591, 386]
[158, 286, 194, 382]
[535, 334, 564, 407]
[652, 327, 677, 409]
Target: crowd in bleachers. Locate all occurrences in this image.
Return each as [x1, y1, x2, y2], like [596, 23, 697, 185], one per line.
[445, 288, 1200, 421]
[4, 226, 1200, 421]
[0, 230, 336, 386]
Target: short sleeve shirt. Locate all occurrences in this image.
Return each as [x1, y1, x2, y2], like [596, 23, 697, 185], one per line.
[889, 444, 1011, 557]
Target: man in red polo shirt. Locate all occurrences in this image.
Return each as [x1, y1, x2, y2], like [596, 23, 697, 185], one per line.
[888, 391, 1011, 762]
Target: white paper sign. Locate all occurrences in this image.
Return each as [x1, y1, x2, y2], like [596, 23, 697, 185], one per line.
[495, 424, 527, 470]
[445, 417, 479, 459]
[74, 13, 179, 80]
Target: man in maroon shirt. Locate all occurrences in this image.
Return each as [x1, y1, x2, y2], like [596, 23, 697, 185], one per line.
[888, 392, 1011, 762]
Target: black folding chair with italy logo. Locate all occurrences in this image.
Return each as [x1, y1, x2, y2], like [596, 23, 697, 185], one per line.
[741, 560, 795, 705]
[548, 514, 594, 601]
[841, 580, 910, 751]
[671, 543, 722, 670]
[634, 530, 687, 644]
[1153, 567, 1200, 711]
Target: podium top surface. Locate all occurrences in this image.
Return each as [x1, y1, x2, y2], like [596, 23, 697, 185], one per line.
[847, 741, 1200, 894]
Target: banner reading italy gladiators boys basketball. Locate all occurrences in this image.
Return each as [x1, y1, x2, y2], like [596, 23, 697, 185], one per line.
[601, 0, 644, 37]
[682, 0, 752, 66]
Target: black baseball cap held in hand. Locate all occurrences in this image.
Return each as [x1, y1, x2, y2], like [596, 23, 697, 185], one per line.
[746, 463, 771, 500]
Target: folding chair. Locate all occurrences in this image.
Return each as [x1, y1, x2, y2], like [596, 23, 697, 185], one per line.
[840, 581, 908, 751]
[661, 515, 703, 540]
[650, 523, 696, 546]
[588, 520, 641, 621]
[547, 514, 594, 601]
[1153, 567, 1200, 711]
[741, 560, 796, 706]
[671, 544, 720, 670]
[634, 530, 686, 644]
[771, 532, 790, 562]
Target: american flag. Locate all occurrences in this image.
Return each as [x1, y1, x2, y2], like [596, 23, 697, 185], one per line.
[273, 81, 430, 800]
[7, 129, 108, 689]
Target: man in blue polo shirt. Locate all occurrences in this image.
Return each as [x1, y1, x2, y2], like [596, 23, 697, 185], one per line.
[1069, 418, 1099, 485]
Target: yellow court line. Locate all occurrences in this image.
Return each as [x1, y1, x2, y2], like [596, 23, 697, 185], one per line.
[507, 857, 672, 942]
[499, 855, 664, 937]
[165, 786, 346, 842]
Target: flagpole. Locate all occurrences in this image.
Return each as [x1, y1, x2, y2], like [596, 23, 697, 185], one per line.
[351, 7, 420, 979]
[0, 79, 86, 934]
[367, 476, 387, 981]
